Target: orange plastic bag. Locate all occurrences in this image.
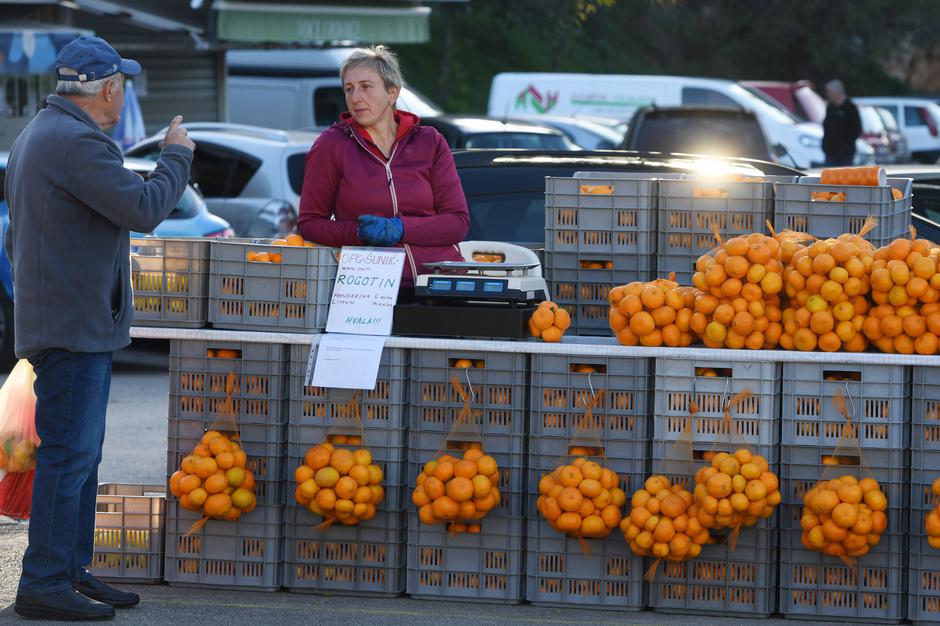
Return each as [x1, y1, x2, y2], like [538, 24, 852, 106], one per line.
[0, 360, 39, 474]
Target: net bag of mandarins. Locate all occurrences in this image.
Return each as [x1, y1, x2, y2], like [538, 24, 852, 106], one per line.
[691, 390, 781, 548]
[536, 381, 627, 547]
[293, 392, 385, 528]
[690, 224, 808, 350]
[621, 403, 709, 577]
[608, 274, 698, 347]
[799, 392, 888, 565]
[169, 373, 258, 530]
[863, 227, 940, 355]
[780, 216, 877, 353]
[411, 375, 501, 534]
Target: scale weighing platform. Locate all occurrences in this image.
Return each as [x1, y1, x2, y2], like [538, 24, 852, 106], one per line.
[392, 261, 548, 339]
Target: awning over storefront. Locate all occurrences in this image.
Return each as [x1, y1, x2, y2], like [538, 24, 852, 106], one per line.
[213, 1, 431, 44]
[0, 25, 92, 75]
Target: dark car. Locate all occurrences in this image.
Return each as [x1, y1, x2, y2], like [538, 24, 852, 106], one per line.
[621, 107, 780, 163]
[453, 150, 801, 249]
[420, 115, 580, 150]
[456, 150, 940, 249]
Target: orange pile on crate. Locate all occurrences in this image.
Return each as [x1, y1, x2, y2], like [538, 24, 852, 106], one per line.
[169, 430, 257, 521]
[529, 300, 571, 343]
[412, 444, 501, 533]
[246, 234, 315, 263]
[536, 456, 626, 539]
[293, 440, 384, 526]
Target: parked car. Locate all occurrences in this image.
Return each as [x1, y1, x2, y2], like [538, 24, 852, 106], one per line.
[128, 124, 318, 237]
[855, 97, 940, 163]
[226, 48, 442, 131]
[742, 80, 827, 123]
[419, 116, 580, 150]
[857, 104, 892, 164]
[879, 164, 940, 228]
[621, 107, 777, 162]
[455, 150, 940, 251]
[0, 154, 15, 368]
[123, 157, 233, 238]
[526, 115, 627, 149]
[487, 72, 868, 168]
[452, 149, 801, 249]
[875, 106, 910, 163]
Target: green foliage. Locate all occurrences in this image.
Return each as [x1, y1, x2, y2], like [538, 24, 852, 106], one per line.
[395, 0, 940, 114]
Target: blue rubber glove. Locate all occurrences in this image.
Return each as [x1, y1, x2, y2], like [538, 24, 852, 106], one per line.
[358, 215, 404, 246]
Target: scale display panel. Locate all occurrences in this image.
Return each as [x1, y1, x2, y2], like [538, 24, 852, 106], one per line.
[427, 276, 508, 296]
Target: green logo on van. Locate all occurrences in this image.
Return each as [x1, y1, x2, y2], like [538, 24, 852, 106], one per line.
[516, 85, 558, 114]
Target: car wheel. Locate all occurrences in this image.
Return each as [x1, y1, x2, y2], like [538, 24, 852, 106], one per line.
[0, 290, 15, 371]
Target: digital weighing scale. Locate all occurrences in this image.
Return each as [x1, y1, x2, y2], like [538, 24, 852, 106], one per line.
[392, 261, 549, 339]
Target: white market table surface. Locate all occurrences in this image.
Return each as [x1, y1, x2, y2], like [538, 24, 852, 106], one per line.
[130, 327, 940, 367]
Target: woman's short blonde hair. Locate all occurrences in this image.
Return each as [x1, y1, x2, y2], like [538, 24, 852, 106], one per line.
[340, 45, 402, 92]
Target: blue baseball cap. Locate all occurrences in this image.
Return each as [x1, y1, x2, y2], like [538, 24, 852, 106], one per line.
[55, 35, 141, 82]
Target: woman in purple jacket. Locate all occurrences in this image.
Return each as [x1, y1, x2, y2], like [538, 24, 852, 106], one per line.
[298, 45, 470, 287]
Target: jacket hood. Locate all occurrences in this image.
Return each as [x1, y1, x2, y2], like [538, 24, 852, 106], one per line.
[339, 110, 420, 145]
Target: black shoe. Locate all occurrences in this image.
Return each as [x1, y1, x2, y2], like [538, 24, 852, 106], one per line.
[14, 588, 114, 621]
[73, 574, 140, 609]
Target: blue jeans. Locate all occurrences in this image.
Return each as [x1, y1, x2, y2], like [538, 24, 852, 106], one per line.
[18, 350, 113, 595]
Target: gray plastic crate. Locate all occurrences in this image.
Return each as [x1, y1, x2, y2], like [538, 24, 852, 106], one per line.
[406, 513, 525, 603]
[164, 501, 283, 591]
[543, 175, 657, 255]
[544, 256, 653, 336]
[169, 339, 289, 426]
[654, 358, 780, 448]
[773, 177, 912, 247]
[530, 354, 651, 444]
[89, 484, 165, 583]
[909, 450, 940, 625]
[131, 238, 210, 328]
[657, 178, 776, 284]
[525, 471, 646, 610]
[283, 507, 406, 597]
[208, 239, 337, 332]
[912, 366, 940, 455]
[779, 445, 907, 622]
[781, 363, 909, 450]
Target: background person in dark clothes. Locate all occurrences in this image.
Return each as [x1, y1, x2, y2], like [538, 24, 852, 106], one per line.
[822, 79, 862, 166]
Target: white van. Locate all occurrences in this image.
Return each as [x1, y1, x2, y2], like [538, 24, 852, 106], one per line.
[488, 73, 871, 169]
[855, 97, 940, 163]
[226, 49, 442, 131]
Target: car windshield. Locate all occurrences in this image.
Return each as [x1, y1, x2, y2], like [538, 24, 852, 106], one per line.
[464, 132, 572, 150]
[629, 114, 770, 160]
[877, 107, 899, 131]
[398, 84, 443, 117]
[736, 84, 802, 124]
[859, 106, 885, 133]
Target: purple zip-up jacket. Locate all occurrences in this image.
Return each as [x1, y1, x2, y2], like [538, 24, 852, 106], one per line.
[298, 110, 469, 286]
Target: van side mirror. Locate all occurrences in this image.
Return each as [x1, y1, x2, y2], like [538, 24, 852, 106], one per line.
[772, 143, 788, 158]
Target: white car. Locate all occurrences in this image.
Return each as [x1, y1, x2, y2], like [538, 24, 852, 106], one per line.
[855, 97, 940, 163]
[128, 124, 318, 237]
[487, 73, 876, 168]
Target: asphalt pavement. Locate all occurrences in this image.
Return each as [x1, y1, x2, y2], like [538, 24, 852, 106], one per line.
[0, 341, 873, 624]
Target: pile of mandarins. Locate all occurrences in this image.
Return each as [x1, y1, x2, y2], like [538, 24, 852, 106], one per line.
[924, 477, 940, 549]
[537, 457, 626, 538]
[692, 449, 781, 530]
[169, 430, 257, 521]
[294, 442, 384, 525]
[608, 277, 698, 347]
[780, 229, 875, 352]
[863, 236, 940, 355]
[529, 301, 572, 343]
[621, 475, 710, 561]
[691, 233, 785, 350]
[246, 234, 316, 263]
[412, 444, 501, 531]
[800, 474, 888, 558]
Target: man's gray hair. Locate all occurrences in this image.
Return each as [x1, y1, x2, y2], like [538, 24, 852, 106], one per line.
[826, 79, 845, 94]
[340, 45, 402, 92]
[55, 67, 123, 97]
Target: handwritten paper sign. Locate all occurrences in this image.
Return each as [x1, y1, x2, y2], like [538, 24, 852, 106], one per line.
[325, 247, 406, 336]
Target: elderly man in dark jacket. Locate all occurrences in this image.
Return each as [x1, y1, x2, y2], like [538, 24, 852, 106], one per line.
[4, 35, 194, 621]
